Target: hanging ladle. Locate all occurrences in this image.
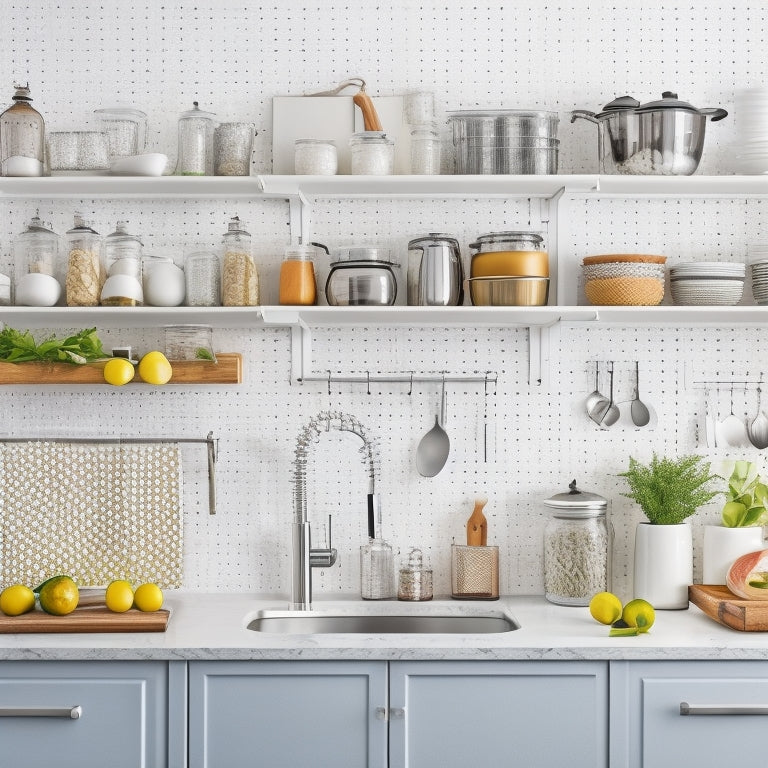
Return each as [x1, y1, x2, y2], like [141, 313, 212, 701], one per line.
[586, 361, 611, 425]
[416, 374, 450, 477]
[600, 363, 620, 428]
[630, 361, 651, 427]
[749, 381, 768, 449]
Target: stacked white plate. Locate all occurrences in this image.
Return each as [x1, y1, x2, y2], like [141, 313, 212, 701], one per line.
[669, 261, 746, 305]
[749, 242, 768, 303]
[733, 88, 768, 174]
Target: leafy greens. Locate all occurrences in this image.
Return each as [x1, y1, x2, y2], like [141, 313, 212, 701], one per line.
[0, 327, 107, 365]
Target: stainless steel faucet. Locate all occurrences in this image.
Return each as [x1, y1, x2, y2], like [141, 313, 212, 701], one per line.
[291, 411, 379, 610]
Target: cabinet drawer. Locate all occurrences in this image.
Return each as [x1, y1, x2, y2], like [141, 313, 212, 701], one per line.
[0, 661, 169, 768]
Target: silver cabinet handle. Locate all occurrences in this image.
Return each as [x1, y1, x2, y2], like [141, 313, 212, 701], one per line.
[0, 705, 82, 719]
[680, 702, 768, 716]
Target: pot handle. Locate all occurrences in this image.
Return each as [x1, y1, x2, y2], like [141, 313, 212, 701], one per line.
[570, 110, 599, 124]
[700, 107, 728, 122]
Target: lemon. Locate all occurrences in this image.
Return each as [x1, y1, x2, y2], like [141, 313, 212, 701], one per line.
[38, 575, 79, 616]
[621, 598, 655, 633]
[103, 357, 135, 386]
[133, 583, 163, 612]
[589, 591, 623, 625]
[0, 584, 36, 616]
[105, 580, 134, 613]
[137, 351, 173, 385]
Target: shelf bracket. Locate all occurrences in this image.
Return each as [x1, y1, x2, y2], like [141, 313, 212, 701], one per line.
[290, 320, 313, 383]
[288, 191, 313, 244]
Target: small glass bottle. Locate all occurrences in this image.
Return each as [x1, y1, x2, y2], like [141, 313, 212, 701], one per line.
[410, 122, 441, 174]
[221, 215, 259, 306]
[175, 101, 217, 176]
[398, 548, 433, 601]
[0, 84, 45, 177]
[64, 213, 103, 307]
[294, 139, 338, 175]
[213, 122, 255, 176]
[279, 244, 317, 305]
[361, 538, 395, 600]
[185, 250, 220, 306]
[349, 131, 394, 175]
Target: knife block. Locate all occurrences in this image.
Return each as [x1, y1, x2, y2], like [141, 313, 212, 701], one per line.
[451, 544, 499, 600]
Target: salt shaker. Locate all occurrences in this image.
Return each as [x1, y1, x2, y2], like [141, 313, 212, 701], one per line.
[175, 102, 217, 175]
[360, 538, 395, 600]
[398, 548, 433, 601]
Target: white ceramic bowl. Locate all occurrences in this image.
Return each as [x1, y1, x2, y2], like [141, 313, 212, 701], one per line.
[109, 153, 168, 176]
[15, 273, 62, 306]
[100, 274, 144, 305]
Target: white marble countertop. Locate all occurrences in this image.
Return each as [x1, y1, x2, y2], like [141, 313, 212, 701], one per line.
[2, 593, 768, 661]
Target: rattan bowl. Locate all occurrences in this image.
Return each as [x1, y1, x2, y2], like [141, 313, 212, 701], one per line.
[584, 276, 664, 306]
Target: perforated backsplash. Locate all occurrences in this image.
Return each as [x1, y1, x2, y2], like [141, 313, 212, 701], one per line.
[1, 1, 768, 602]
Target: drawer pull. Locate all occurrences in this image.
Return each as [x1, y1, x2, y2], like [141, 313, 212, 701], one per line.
[680, 702, 768, 716]
[0, 705, 82, 719]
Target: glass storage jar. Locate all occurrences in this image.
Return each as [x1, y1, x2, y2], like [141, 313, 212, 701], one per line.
[361, 537, 395, 600]
[0, 84, 45, 176]
[13, 214, 62, 307]
[294, 139, 338, 175]
[279, 243, 324, 306]
[101, 221, 143, 306]
[213, 122, 255, 176]
[398, 548, 433, 601]
[410, 122, 441, 174]
[325, 247, 398, 306]
[94, 107, 147, 161]
[175, 102, 217, 176]
[185, 250, 220, 306]
[349, 131, 394, 175]
[543, 480, 610, 606]
[0, 273, 10, 306]
[64, 213, 103, 307]
[221, 215, 258, 306]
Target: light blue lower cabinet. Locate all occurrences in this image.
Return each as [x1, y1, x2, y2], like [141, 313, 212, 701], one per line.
[0, 660, 184, 768]
[187, 660, 389, 768]
[610, 660, 768, 768]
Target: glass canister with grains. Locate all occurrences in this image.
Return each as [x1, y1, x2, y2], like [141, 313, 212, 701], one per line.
[65, 213, 103, 306]
[221, 215, 258, 306]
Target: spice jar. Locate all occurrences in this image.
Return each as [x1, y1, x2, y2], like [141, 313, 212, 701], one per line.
[13, 214, 62, 307]
[294, 139, 338, 175]
[410, 122, 441, 174]
[185, 250, 220, 306]
[543, 480, 610, 606]
[0, 84, 45, 177]
[279, 244, 325, 305]
[349, 131, 394, 175]
[361, 538, 395, 600]
[64, 213, 103, 307]
[398, 548, 433, 601]
[175, 102, 217, 176]
[221, 215, 258, 306]
[213, 122, 255, 176]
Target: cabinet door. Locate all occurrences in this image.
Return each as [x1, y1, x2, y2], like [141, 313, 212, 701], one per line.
[0, 661, 171, 768]
[612, 660, 768, 768]
[389, 660, 608, 768]
[188, 660, 388, 768]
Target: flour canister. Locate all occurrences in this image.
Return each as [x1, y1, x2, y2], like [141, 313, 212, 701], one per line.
[543, 480, 610, 606]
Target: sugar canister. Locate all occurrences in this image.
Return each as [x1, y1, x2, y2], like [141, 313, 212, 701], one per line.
[543, 480, 610, 606]
[213, 122, 255, 176]
[349, 131, 394, 175]
[64, 213, 103, 307]
[221, 215, 258, 306]
[294, 139, 337, 175]
[175, 102, 217, 175]
[0, 84, 45, 176]
[185, 250, 220, 306]
[13, 214, 61, 307]
[101, 221, 144, 306]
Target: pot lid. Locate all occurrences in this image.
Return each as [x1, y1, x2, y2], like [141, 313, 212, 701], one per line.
[470, 231, 544, 248]
[636, 91, 701, 113]
[179, 101, 217, 121]
[408, 233, 460, 249]
[22, 213, 56, 236]
[544, 479, 607, 510]
[600, 95, 640, 112]
[106, 220, 142, 245]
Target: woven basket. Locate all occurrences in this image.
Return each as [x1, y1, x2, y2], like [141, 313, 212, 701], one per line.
[584, 276, 665, 306]
[582, 254, 667, 266]
[582, 262, 665, 280]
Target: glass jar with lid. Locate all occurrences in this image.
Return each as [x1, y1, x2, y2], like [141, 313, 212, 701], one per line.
[101, 221, 144, 306]
[398, 548, 433, 601]
[279, 243, 322, 306]
[213, 122, 255, 176]
[64, 213, 103, 306]
[469, 231, 549, 279]
[185, 250, 220, 306]
[221, 215, 258, 306]
[543, 480, 610, 606]
[294, 139, 338, 175]
[175, 101, 217, 176]
[0, 84, 45, 176]
[325, 247, 399, 306]
[349, 131, 394, 175]
[410, 122, 441, 174]
[13, 214, 62, 307]
[361, 538, 395, 600]
[93, 107, 147, 162]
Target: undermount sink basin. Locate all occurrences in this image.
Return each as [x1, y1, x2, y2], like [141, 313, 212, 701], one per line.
[247, 609, 520, 634]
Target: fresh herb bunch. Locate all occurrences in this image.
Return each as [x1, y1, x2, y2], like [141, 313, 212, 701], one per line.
[721, 460, 768, 527]
[620, 453, 720, 525]
[0, 327, 106, 365]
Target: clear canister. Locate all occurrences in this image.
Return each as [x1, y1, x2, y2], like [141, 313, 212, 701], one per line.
[64, 213, 103, 306]
[543, 480, 610, 606]
[94, 107, 147, 161]
[410, 122, 441, 174]
[398, 548, 433, 601]
[294, 139, 338, 175]
[104, 221, 142, 279]
[213, 122, 255, 176]
[14, 214, 58, 278]
[0, 84, 45, 177]
[185, 250, 221, 306]
[361, 538, 395, 600]
[0, 273, 10, 305]
[279, 244, 318, 306]
[469, 231, 548, 279]
[175, 102, 217, 176]
[221, 215, 258, 306]
[349, 131, 394, 175]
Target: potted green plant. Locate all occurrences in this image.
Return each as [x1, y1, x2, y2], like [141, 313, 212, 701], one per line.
[703, 460, 767, 584]
[620, 453, 719, 609]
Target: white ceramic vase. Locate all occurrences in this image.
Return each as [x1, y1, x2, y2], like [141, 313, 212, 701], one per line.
[702, 525, 765, 585]
[633, 522, 692, 609]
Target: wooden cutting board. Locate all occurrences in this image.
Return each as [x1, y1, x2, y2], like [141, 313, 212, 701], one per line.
[689, 584, 768, 631]
[0, 606, 170, 634]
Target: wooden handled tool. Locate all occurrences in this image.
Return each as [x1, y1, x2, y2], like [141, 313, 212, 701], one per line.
[466, 497, 488, 546]
[353, 87, 383, 131]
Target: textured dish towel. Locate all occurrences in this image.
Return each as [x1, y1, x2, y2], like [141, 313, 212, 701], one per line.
[0, 442, 183, 588]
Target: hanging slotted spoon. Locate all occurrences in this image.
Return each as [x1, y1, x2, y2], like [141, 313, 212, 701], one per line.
[750, 383, 768, 449]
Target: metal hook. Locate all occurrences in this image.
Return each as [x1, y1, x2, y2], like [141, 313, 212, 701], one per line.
[366, 370, 371, 396]
[408, 372, 413, 396]
[327, 370, 332, 397]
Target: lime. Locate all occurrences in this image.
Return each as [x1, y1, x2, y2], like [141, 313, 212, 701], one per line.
[0, 584, 36, 616]
[137, 351, 173, 385]
[589, 592, 623, 625]
[105, 580, 134, 613]
[621, 598, 655, 633]
[38, 575, 79, 616]
[103, 357, 135, 386]
[133, 583, 163, 612]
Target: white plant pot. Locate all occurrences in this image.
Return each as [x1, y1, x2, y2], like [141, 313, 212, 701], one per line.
[633, 522, 692, 609]
[702, 525, 765, 585]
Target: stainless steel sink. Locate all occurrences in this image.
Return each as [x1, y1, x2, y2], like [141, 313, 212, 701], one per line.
[247, 610, 520, 634]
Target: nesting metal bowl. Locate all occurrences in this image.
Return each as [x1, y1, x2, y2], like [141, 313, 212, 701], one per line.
[468, 276, 550, 306]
